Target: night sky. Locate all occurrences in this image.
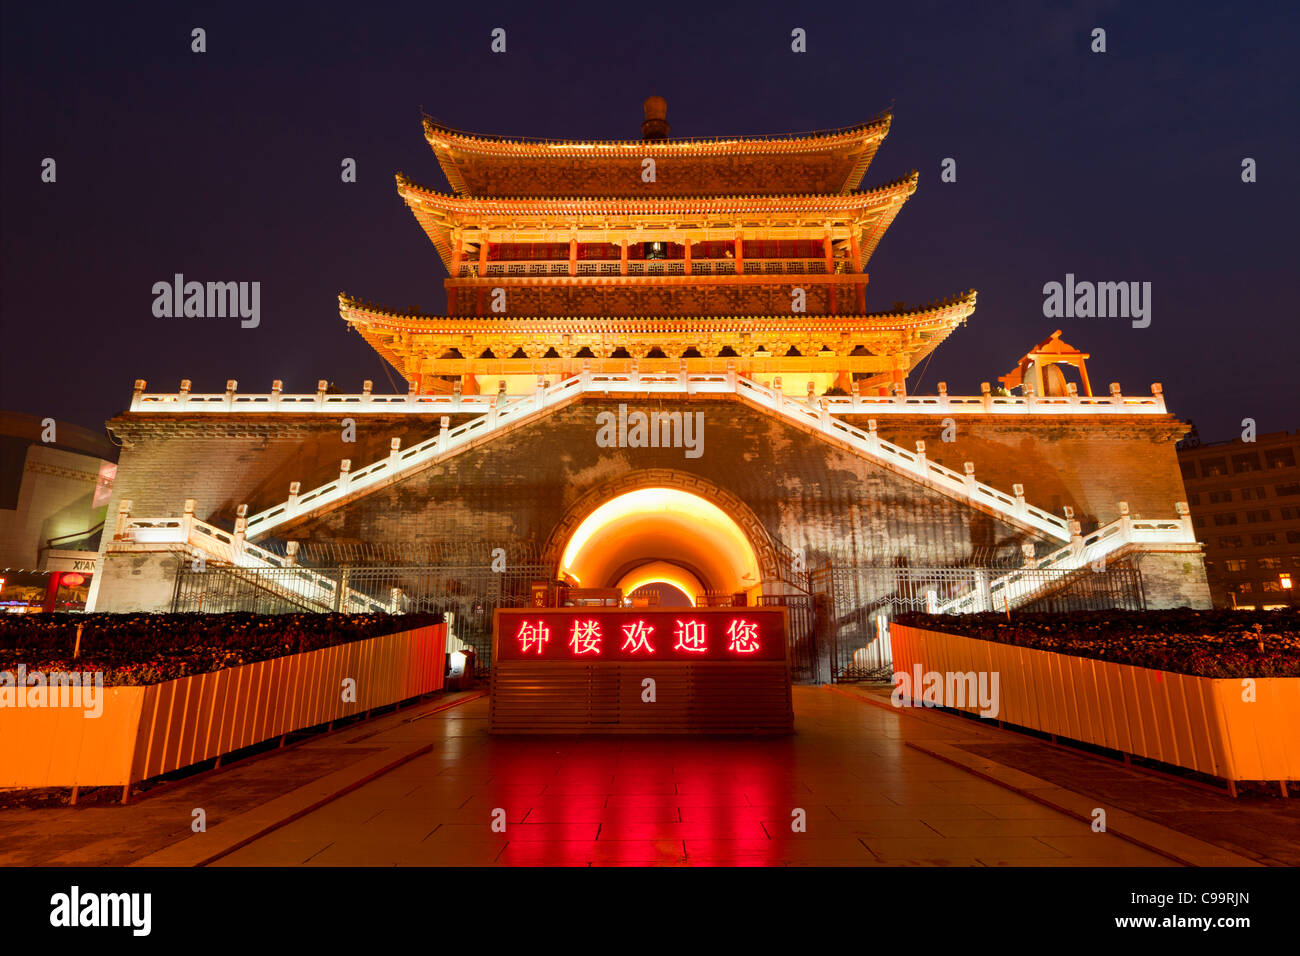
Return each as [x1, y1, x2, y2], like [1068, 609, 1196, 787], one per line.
[2, 0, 1296, 444]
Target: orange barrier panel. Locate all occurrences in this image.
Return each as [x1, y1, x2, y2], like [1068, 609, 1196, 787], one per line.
[889, 624, 1300, 785]
[0, 624, 445, 790]
[0, 687, 145, 788]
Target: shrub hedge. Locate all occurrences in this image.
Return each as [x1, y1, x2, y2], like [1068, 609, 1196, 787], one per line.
[0, 613, 444, 686]
[894, 609, 1300, 678]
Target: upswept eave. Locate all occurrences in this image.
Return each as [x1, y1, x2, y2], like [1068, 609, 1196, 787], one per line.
[338, 289, 976, 335]
[396, 171, 920, 275]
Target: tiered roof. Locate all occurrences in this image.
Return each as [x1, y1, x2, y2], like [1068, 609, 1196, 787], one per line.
[421, 112, 893, 197]
[395, 172, 918, 275]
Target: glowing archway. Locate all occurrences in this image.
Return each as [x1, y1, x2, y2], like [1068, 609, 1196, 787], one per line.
[559, 487, 762, 600]
[615, 561, 705, 607]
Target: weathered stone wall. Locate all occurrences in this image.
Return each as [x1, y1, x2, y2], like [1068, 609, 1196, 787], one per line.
[92, 398, 1209, 610]
[869, 414, 1191, 531]
[278, 397, 1049, 570]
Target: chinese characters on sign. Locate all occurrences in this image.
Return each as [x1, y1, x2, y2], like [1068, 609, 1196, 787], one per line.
[499, 609, 784, 662]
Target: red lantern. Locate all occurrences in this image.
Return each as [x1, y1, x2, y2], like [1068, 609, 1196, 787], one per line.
[61, 572, 86, 588]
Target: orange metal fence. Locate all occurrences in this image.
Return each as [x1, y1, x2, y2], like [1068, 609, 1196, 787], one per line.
[889, 624, 1300, 786]
[0, 624, 446, 790]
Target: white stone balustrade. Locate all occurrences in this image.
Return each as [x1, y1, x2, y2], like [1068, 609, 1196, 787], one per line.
[126, 374, 1171, 415]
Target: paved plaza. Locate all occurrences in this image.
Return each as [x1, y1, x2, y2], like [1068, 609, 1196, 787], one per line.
[1, 687, 1292, 867]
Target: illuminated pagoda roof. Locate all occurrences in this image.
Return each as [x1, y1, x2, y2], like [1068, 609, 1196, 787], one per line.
[395, 172, 919, 276]
[339, 291, 976, 391]
[422, 111, 893, 198]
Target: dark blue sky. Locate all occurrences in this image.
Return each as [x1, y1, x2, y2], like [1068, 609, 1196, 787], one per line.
[2, 0, 1296, 442]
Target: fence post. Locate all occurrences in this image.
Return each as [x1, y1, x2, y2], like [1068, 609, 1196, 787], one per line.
[233, 505, 248, 561]
[437, 415, 450, 454]
[114, 499, 133, 541]
[181, 498, 196, 542]
[335, 567, 348, 612]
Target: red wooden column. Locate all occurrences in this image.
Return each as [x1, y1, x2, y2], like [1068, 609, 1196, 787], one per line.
[620, 238, 628, 276]
[735, 233, 744, 274]
[824, 233, 837, 312]
[569, 238, 578, 276]
[849, 232, 865, 312]
[684, 237, 692, 275]
[477, 238, 489, 314]
[451, 234, 464, 276]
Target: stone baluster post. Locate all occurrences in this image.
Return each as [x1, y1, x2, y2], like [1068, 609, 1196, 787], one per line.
[114, 499, 133, 540]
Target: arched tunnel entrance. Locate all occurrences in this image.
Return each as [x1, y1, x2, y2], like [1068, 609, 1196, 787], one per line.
[557, 486, 764, 605]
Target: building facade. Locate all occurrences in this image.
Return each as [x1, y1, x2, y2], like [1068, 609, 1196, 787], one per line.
[0, 412, 117, 611]
[87, 99, 1210, 674]
[1179, 429, 1300, 608]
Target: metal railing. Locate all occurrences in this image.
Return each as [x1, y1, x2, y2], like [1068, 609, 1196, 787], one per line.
[171, 563, 549, 676]
[813, 563, 1146, 683]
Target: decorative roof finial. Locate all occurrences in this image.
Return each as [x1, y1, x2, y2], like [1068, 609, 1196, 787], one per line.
[641, 95, 669, 141]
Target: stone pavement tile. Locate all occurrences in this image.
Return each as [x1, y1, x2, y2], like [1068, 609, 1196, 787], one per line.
[974, 802, 1088, 820]
[826, 801, 998, 822]
[413, 804, 528, 824]
[213, 837, 335, 866]
[683, 837, 878, 865]
[882, 785, 1013, 806]
[544, 780, 677, 795]
[861, 836, 1070, 863]
[499, 839, 686, 866]
[428, 821, 600, 843]
[1032, 834, 1175, 864]
[920, 816, 1094, 839]
[979, 856, 1180, 868]
[764, 817, 940, 840]
[606, 792, 749, 808]
[522, 804, 680, 824]
[687, 803, 841, 823]
[309, 839, 501, 866]
[597, 818, 768, 841]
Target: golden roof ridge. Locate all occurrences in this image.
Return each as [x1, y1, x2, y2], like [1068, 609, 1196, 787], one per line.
[420, 111, 893, 151]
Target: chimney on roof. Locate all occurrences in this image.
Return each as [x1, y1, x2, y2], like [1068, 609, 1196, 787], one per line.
[641, 95, 670, 141]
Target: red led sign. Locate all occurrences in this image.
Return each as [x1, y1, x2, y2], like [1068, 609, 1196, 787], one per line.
[495, 608, 787, 663]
